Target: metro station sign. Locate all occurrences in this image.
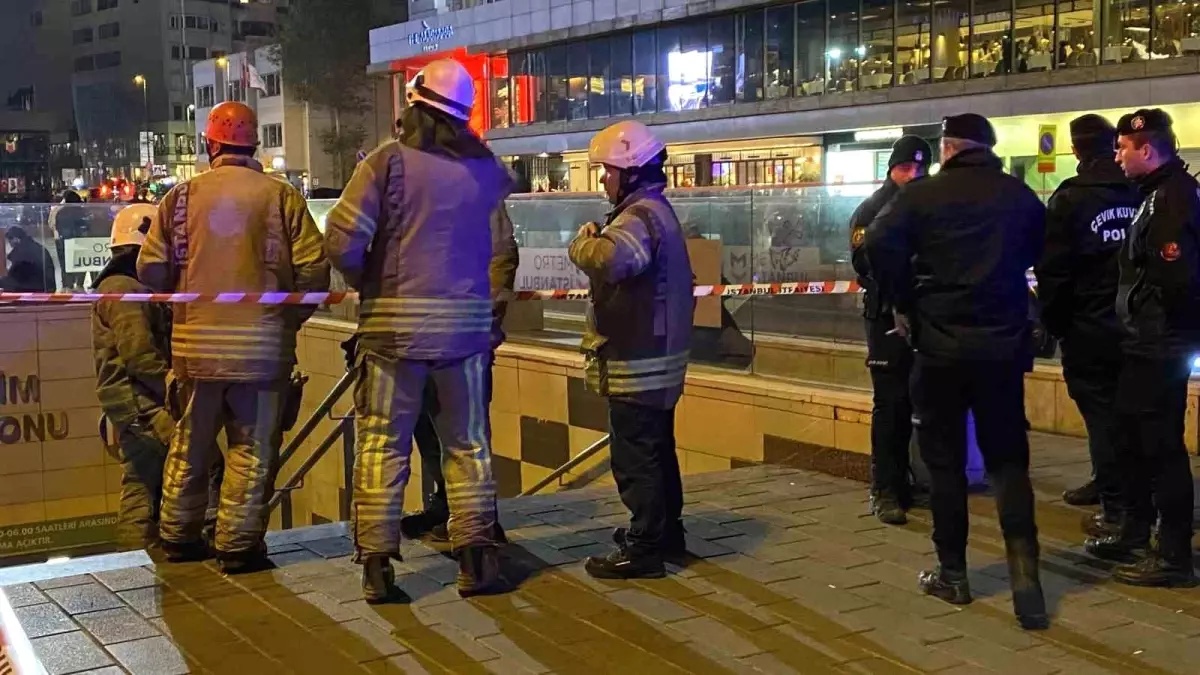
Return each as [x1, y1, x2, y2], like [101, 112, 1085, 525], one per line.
[409, 20, 454, 47]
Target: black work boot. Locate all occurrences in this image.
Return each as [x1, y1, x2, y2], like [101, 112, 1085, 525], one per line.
[1005, 538, 1049, 630]
[161, 539, 209, 563]
[1113, 535, 1197, 588]
[1062, 480, 1100, 506]
[362, 554, 404, 604]
[457, 546, 508, 597]
[400, 501, 450, 541]
[1082, 509, 1122, 539]
[1085, 521, 1151, 563]
[870, 490, 907, 526]
[585, 545, 666, 580]
[918, 565, 972, 605]
[217, 543, 273, 575]
[612, 527, 687, 566]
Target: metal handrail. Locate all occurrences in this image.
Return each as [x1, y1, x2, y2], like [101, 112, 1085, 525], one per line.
[520, 435, 611, 496]
[268, 369, 356, 519]
[277, 370, 355, 468]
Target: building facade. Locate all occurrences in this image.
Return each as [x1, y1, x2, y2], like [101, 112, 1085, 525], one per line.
[369, 0, 1200, 192]
[192, 47, 395, 193]
[67, 0, 291, 185]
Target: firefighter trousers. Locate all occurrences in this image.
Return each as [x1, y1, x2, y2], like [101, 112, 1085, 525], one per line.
[353, 351, 498, 557]
[110, 429, 167, 550]
[159, 379, 286, 555]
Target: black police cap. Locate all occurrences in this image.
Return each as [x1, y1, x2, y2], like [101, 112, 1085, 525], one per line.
[941, 113, 997, 147]
[1069, 114, 1116, 146]
[887, 135, 933, 170]
[1117, 108, 1173, 136]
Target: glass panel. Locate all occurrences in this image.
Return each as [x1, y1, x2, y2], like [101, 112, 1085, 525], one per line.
[588, 37, 611, 118]
[567, 42, 589, 120]
[972, 0, 1014, 76]
[510, 50, 530, 125]
[766, 5, 795, 98]
[738, 11, 765, 103]
[658, 25, 682, 111]
[1102, 0, 1149, 63]
[1057, 0, 1096, 67]
[1153, 0, 1200, 58]
[683, 20, 710, 108]
[545, 45, 569, 122]
[828, 0, 862, 93]
[611, 33, 633, 116]
[490, 57, 509, 129]
[861, 0, 894, 89]
[709, 15, 737, 105]
[897, 0, 932, 84]
[633, 30, 657, 114]
[932, 0, 970, 80]
[796, 0, 826, 95]
[1015, 0, 1055, 71]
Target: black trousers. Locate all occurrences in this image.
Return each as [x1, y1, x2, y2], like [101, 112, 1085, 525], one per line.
[911, 355, 1039, 570]
[865, 318, 914, 496]
[609, 399, 684, 556]
[1061, 349, 1122, 509]
[1115, 353, 1194, 554]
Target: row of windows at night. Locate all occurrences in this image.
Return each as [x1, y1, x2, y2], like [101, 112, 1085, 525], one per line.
[72, 23, 120, 44]
[73, 51, 121, 72]
[492, 0, 1200, 127]
[193, 73, 282, 108]
[71, 0, 118, 17]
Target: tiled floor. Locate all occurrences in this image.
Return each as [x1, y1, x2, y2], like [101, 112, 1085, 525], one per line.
[4, 432, 1200, 674]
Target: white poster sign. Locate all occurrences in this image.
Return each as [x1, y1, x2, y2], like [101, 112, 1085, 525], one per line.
[514, 248, 589, 292]
[65, 238, 111, 273]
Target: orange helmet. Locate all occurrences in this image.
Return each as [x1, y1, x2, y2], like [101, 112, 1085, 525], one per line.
[204, 101, 259, 148]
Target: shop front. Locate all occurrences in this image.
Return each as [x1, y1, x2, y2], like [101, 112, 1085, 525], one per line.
[385, 47, 509, 140]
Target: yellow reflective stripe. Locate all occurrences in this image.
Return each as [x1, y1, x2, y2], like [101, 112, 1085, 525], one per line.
[606, 371, 687, 394]
[605, 351, 689, 376]
[362, 297, 492, 312]
[607, 224, 651, 269]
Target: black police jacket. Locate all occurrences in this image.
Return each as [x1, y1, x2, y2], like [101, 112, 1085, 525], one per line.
[850, 179, 900, 321]
[1034, 158, 1140, 357]
[865, 148, 1046, 362]
[1115, 157, 1200, 358]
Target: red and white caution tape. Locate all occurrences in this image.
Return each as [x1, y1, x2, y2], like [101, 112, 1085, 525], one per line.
[0, 281, 866, 305]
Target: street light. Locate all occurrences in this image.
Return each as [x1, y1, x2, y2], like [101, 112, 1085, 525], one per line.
[187, 104, 196, 157]
[134, 75, 149, 174]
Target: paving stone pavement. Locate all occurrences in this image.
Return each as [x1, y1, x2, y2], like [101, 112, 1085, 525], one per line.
[4, 432, 1200, 674]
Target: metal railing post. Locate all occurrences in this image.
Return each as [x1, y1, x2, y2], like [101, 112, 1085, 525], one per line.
[277, 369, 355, 468]
[520, 435, 611, 497]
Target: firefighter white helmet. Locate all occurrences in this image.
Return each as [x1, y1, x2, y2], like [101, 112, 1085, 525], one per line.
[588, 120, 666, 169]
[406, 59, 475, 121]
[110, 203, 157, 248]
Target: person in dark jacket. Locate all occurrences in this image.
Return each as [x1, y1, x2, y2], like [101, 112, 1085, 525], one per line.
[849, 135, 932, 526]
[866, 113, 1048, 631]
[4, 226, 56, 292]
[1085, 109, 1200, 587]
[1034, 115, 1140, 535]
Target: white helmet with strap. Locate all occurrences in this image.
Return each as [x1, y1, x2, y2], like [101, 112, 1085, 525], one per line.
[406, 59, 475, 121]
[111, 203, 157, 248]
[589, 120, 666, 169]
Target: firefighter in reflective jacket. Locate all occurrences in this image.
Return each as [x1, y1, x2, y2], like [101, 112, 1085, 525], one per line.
[325, 59, 513, 602]
[138, 101, 330, 573]
[570, 120, 695, 580]
[93, 203, 174, 550]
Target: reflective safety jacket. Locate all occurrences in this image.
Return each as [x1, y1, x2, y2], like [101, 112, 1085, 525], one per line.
[92, 252, 173, 430]
[138, 155, 331, 382]
[324, 140, 514, 360]
[569, 184, 695, 410]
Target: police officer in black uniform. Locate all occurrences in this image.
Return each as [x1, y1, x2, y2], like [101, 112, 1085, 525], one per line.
[866, 114, 1048, 630]
[1034, 115, 1140, 537]
[1085, 109, 1200, 587]
[850, 135, 932, 525]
